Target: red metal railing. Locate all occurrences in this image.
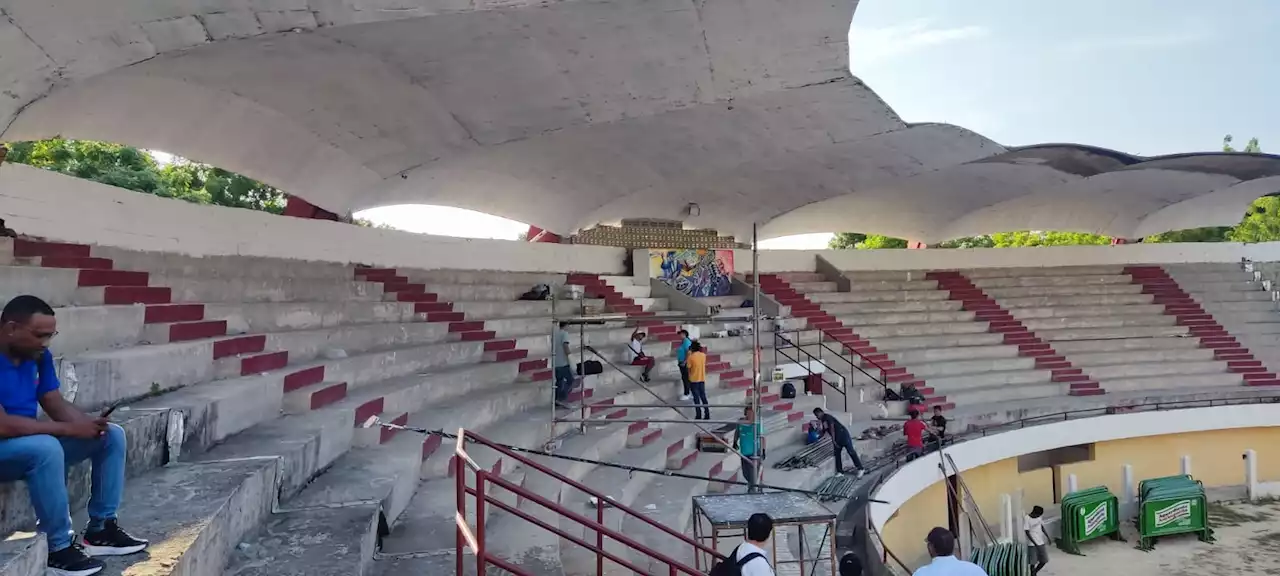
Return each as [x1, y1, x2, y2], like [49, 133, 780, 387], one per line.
[454, 428, 725, 575]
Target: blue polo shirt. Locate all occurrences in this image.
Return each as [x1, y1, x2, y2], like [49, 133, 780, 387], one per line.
[0, 350, 59, 418]
[676, 337, 692, 364]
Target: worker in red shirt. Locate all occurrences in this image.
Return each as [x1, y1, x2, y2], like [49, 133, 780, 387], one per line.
[903, 409, 927, 461]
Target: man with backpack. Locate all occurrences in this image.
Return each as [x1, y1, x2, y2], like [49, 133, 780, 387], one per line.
[709, 513, 774, 576]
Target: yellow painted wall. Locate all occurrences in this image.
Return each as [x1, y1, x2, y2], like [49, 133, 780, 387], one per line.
[879, 426, 1280, 570]
[881, 479, 947, 569]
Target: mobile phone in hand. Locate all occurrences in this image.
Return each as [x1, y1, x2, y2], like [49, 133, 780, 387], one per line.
[100, 401, 124, 418]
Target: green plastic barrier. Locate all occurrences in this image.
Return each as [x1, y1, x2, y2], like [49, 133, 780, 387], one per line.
[1057, 486, 1124, 555]
[970, 542, 1029, 576]
[1135, 474, 1214, 551]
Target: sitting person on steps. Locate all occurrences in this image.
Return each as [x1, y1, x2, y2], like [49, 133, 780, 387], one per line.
[627, 329, 655, 383]
[0, 295, 150, 576]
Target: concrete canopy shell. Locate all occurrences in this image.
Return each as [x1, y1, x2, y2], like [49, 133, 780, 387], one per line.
[2, 0, 1277, 240]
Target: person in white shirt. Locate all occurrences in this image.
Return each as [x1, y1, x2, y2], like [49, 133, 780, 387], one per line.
[912, 527, 988, 576]
[1024, 506, 1050, 575]
[735, 513, 775, 576]
[627, 329, 654, 382]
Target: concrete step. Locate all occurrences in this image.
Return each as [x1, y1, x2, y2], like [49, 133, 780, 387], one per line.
[984, 284, 1144, 298]
[204, 300, 426, 334]
[1034, 325, 1190, 342]
[409, 270, 567, 287]
[1085, 360, 1228, 379]
[859, 332, 1007, 352]
[1199, 300, 1280, 314]
[831, 310, 976, 326]
[944, 382, 1069, 406]
[851, 321, 990, 339]
[1006, 303, 1166, 320]
[1102, 372, 1244, 392]
[789, 281, 839, 293]
[1202, 311, 1280, 326]
[907, 356, 1038, 378]
[1168, 280, 1259, 293]
[972, 275, 1132, 288]
[1191, 290, 1273, 303]
[157, 274, 386, 304]
[89, 245, 356, 281]
[997, 293, 1155, 309]
[842, 270, 924, 282]
[927, 368, 1053, 391]
[0, 535, 43, 576]
[960, 266, 1126, 279]
[888, 343, 1021, 364]
[1165, 271, 1255, 283]
[1051, 336, 1203, 354]
[806, 290, 951, 304]
[77, 459, 277, 576]
[1221, 322, 1280, 335]
[1021, 315, 1177, 331]
[843, 279, 940, 292]
[819, 300, 962, 315]
[1067, 347, 1216, 367]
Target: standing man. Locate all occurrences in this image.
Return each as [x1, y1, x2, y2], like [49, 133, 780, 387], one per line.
[686, 342, 709, 420]
[1025, 506, 1050, 576]
[0, 296, 149, 576]
[553, 322, 576, 406]
[929, 405, 948, 449]
[732, 513, 775, 576]
[733, 405, 763, 493]
[912, 527, 988, 576]
[904, 409, 927, 461]
[676, 330, 693, 400]
[812, 408, 865, 478]
[627, 329, 655, 383]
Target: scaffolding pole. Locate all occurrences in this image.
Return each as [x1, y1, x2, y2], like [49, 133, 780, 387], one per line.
[751, 222, 763, 491]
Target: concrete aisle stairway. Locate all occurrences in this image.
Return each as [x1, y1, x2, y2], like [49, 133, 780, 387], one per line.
[1128, 264, 1280, 387]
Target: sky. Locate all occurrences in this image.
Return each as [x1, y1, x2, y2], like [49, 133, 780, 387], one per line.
[358, 0, 1280, 248]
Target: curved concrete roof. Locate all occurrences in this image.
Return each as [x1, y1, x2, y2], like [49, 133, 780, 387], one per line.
[3, 0, 1278, 240]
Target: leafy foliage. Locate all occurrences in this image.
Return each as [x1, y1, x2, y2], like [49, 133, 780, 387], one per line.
[3, 138, 285, 214]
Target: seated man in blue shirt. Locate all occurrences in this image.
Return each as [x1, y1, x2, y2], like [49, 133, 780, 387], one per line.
[0, 295, 149, 576]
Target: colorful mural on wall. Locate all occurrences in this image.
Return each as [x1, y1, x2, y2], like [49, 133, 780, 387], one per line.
[648, 249, 735, 297]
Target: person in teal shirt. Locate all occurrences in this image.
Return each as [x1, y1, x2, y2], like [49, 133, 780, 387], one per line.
[675, 330, 692, 400]
[733, 405, 763, 493]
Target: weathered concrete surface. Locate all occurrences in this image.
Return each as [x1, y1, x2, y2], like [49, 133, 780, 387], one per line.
[71, 459, 278, 576]
[0, 533, 44, 576]
[224, 504, 379, 576]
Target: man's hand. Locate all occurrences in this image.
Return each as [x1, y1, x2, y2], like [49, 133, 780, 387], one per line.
[61, 418, 108, 440]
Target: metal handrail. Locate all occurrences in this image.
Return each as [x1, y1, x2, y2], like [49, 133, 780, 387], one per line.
[752, 276, 897, 379]
[771, 333, 851, 412]
[862, 392, 1280, 574]
[453, 428, 723, 575]
[773, 329, 892, 397]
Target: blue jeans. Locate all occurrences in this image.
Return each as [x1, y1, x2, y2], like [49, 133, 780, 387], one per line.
[554, 365, 575, 401]
[0, 423, 126, 551]
[690, 381, 708, 419]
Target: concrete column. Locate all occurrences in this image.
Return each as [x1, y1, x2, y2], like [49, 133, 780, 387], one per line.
[1122, 464, 1135, 503]
[1000, 494, 1014, 543]
[1181, 455, 1192, 476]
[1246, 449, 1258, 501]
[1066, 473, 1078, 495]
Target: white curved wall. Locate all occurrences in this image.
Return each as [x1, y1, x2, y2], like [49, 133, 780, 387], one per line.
[869, 403, 1280, 532]
[0, 164, 626, 274]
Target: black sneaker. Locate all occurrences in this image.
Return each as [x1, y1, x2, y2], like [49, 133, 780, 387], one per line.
[47, 543, 105, 576]
[82, 519, 150, 556]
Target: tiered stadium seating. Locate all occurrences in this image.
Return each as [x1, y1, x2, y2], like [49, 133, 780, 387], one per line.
[0, 238, 828, 576]
[757, 263, 1280, 410]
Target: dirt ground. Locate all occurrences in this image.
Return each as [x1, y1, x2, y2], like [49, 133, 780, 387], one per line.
[1043, 500, 1280, 576]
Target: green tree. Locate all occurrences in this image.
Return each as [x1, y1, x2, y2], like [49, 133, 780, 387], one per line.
[856, 235, 908, 249]
[828, 232, 866, 249]
[1223, 134, 1262, 153]
[1228, 196, 1280, 243]
[2, 138, 286, 214]
[933, 235, 995, 249]
[988, 231, 1111, 247]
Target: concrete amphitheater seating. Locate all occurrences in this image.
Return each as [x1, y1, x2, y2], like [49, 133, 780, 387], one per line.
[0, 238, 833, 576]
[757, 263, 1280, 410]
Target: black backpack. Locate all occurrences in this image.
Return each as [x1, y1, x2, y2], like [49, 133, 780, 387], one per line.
[781, 381, 796, 399]
[709, 545, 767, 576]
